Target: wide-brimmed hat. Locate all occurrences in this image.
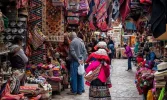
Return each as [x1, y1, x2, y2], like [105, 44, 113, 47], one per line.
[154, 62, 167, 76]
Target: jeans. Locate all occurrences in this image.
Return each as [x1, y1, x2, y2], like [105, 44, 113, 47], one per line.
[70, 61, 84, 93]
[128, 57, 132, 69]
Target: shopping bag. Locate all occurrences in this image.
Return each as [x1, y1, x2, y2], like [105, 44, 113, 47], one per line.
[78, 64, 85, 75]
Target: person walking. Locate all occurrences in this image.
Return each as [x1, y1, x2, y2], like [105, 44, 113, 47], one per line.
[108, 38, 115, 60]
[85, 42, 112, 100]
[124, 44, 133, 71]
[67, 32, 87, 95]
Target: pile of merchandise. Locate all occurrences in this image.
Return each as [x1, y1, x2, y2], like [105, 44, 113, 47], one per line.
[135, 59, 167, 99]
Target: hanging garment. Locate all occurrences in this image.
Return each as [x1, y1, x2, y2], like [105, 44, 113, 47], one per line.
[106, 0, 113, 28]
[88, 0, 96, 30]
[119, 0, 131, 22]
[111, 0, 120, 20]
[150, 0, 167, 39]
[96, 0, 108, 31]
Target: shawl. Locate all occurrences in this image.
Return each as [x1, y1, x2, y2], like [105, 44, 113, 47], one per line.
[86, 49, 110, 64]
[85, 60, 112, 88]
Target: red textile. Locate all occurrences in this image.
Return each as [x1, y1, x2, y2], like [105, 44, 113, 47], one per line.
[1, 82, 24, 100]
[86, 53, 110, 64]
[136, 57, 144, 64]
[119, 0, 131, 22]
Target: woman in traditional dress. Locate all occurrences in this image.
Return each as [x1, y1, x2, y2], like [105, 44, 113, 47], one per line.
[85, 41, 112, 100]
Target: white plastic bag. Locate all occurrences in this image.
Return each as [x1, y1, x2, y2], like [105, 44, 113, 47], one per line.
[78, 64, 85, 75]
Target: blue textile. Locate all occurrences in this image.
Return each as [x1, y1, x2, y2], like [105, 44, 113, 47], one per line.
[125, 22, 136, 30]
[70, 61, 84, 93]
[146, 52, 156, 61]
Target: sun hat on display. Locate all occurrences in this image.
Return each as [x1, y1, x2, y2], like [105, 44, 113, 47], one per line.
[154, 62, 167, 76]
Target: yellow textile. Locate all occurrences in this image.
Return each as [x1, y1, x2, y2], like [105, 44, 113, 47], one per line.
[147, 90, 154, 100]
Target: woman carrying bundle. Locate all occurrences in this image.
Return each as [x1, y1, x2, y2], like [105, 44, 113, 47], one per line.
[84, 41, 112, 100]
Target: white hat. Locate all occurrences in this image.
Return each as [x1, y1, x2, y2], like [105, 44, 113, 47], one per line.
[154, 62, 167, 76]
[165, 45, 167, 48]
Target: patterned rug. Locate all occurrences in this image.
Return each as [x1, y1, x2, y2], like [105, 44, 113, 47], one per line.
[29, 0, 43, 29]
[29, 0, 46, 64]
[42, 0, 64, 42]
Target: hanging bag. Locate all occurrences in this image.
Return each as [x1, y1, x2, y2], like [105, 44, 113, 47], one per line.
[78, 64, 85, 75]
[30, 26, 46, 49]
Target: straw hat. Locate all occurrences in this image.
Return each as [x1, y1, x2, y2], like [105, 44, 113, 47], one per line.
[154, 62, 167, 76]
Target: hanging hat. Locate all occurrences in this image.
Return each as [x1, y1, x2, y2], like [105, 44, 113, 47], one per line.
[154, 62, 167, 76]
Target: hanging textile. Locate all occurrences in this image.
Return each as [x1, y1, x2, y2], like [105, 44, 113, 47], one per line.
[95, 0, 108, 31]
[88, 0, 96, 30]
[119, 0, 131, 22]
[29, 0, 43, 29]
[42, 0, 64, 42]
[111, 0, 120, 20]
[29, 0, 47, 64]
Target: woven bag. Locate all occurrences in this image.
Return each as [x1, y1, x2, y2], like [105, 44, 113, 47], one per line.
[30, 26, 46, 49]
[84, 64, 102, 82]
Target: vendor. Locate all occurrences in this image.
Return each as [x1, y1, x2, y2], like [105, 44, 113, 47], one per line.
[144, 47, 156, 62]
[9, 36, 28, 86]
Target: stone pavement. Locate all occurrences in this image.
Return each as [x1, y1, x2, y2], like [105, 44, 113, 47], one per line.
[52, 59, 142, 100]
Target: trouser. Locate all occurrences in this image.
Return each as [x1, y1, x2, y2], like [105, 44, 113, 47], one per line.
[70, 61, 84, 93]
[128, 57, 132, 69]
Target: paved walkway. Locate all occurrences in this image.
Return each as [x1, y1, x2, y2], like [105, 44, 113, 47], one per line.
[52, 59, 142, 100]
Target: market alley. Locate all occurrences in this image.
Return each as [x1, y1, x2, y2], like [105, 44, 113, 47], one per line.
[52, 59, 142, 100]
